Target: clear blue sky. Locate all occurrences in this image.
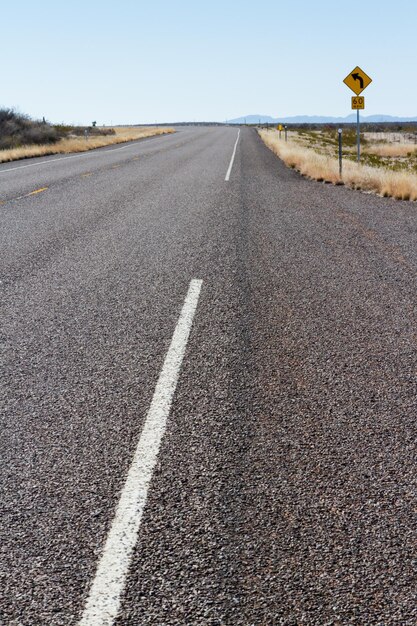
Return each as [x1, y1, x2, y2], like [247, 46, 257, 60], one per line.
[2, 0, 416, 124]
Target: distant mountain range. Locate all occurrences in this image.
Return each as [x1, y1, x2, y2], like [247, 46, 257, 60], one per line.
[229, 114, 417, 124]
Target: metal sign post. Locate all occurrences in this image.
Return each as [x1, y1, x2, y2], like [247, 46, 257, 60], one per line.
[356, 110, 360, 162]
[343, 66, 372, 165]
[351, 96, 365, 162]
[285, 125, 288, 142]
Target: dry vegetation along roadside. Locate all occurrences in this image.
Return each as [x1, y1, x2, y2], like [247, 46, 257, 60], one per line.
[0, 109, 174, 163]
[259, 128, 417, 201]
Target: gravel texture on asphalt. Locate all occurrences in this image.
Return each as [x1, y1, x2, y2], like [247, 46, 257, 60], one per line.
[1, 127, 416, 625]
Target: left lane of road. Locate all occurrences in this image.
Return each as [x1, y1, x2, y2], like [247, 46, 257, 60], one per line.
[0, 127, 239, 624]
[0, 127, 196, 200]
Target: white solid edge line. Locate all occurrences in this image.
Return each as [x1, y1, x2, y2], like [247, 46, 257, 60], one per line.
[78, 279, 203, 626]
[0, 134, 173, 175]
[225, 129, 240, 181]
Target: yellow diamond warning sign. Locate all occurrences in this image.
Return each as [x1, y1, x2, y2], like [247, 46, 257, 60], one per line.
[343, 66, 372, 96]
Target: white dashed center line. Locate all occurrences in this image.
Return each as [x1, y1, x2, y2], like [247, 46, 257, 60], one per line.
[79, 279, 203, 625]
[225, 129, 240, 181]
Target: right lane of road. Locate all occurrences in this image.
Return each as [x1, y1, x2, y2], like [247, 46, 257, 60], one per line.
[116, 128, 417, 625]
[1, 126, 416, 625]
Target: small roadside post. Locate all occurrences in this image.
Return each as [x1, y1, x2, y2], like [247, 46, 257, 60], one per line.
[338, 128, 343, 177]
[278, 123, 283, 139]
[285, 125, 288, 142]
[343, 66, 372, 163]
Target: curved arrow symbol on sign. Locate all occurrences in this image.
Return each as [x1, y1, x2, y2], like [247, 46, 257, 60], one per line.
[352, 73, 364, 89]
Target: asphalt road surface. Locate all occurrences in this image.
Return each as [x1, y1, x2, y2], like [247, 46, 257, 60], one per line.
[1, 127, 416, 625]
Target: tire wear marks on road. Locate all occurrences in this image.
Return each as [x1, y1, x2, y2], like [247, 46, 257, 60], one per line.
[334, 206, 415, 273]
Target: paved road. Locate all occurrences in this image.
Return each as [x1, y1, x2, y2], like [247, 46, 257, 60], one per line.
[1, 127, 416, 625]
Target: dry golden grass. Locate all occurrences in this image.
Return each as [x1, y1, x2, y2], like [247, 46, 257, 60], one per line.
[259, 130, 417, 201]
[0, 127, 174, 163]
[364, 143, 417, 157]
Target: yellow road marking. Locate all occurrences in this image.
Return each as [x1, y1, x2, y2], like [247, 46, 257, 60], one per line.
[82, 172, 93, 177]
[26, 187, 48, 196]
[0, 187, 48, 205]
[111, 165, 121, 169]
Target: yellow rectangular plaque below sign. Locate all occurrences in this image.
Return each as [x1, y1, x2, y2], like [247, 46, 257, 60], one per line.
[352, 96, 365, 110]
